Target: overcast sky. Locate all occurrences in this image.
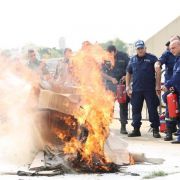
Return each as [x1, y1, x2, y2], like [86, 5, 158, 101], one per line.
[0, 0, 179, 50]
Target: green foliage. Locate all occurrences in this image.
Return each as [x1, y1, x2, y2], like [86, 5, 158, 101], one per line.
[38, 47, 63, 59]
[100, 38, 127, 52]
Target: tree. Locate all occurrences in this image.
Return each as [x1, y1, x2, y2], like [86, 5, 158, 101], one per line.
[38, 47, 63, 59]
[100, 38, 127, 52]
[100, 40, 113, 50]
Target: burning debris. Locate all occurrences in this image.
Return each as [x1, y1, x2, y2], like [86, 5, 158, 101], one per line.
[0, 44, 122, 176]
[61, 44, 115, 169]
[53, 44, 121, 173]
[0, 45, 165, 177]
[31, 44, 122, 174]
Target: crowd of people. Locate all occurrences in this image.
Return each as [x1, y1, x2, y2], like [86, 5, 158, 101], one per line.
[101, 36, 180, 143]
[26, 36, 180, 144]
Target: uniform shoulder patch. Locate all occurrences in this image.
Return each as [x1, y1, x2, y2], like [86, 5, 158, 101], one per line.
[144, 59, 151, 62]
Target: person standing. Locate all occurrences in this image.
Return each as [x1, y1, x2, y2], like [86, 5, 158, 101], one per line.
[27, 49, 41, 72]
[155, 41, 177, 141]
[162, 39, 180, 144]
[126, 40, 161, 138]
[54, 48, 72, 84]
[102, 45, 130, 134]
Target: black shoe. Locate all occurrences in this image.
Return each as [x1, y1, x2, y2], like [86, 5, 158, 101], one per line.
[164, 131, 173, 141]
[171, 141, 180, 144]
[171, 135, 180, 144]
[128, 128, 141, 137]
[174, 129, 180, 136]
[153, 128, 161, 138]
[120, 124, 128, 134]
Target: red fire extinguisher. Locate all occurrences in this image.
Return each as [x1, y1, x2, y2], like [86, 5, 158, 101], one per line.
[116, 80, 126, 103]
[159, 112, 167, 133]
[167, 89, 179, 119]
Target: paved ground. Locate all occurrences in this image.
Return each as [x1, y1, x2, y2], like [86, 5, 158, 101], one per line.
[1, 103, 180, 179]
[111, 119, 180, 179]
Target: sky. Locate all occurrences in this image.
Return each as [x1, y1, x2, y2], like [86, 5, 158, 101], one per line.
[0, 0, 179, 50]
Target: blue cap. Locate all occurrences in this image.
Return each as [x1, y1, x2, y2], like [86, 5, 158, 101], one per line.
[135, 40, 145, 49]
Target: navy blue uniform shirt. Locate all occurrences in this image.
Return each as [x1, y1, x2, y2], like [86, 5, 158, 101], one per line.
[165, 56, 180, 94]
[127, 53, 158, 92]
[102, 51, 129, 82]
[102, 51, 129, 92]
[159, 50, 176, 82]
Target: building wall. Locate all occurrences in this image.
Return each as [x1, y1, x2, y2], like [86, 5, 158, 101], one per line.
[145, 16, 180, 57]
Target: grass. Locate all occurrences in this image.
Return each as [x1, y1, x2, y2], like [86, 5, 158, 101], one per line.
[143, 171, 168, 179]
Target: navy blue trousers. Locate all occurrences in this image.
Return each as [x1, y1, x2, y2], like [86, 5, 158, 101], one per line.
[131, 91, 160, 129]
[119, 95, 130, 125]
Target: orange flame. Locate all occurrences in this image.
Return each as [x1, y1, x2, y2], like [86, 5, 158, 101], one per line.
[63, 43, 115, 163]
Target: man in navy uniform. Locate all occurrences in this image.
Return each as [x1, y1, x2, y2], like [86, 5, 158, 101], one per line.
[102, 45, 130, 134]
[156, 41, 176, 83]
[126, 40, 161, 138]
[155, 41, 177, 141]
[162, 39, 180, 143]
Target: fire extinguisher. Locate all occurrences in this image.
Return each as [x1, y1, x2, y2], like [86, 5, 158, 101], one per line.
[167, 89, 179, 119]
[159, 112, 167, 133]
[116, 80, 126, 103]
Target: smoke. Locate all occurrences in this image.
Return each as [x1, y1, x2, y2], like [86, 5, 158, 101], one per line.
[0, 57, 44, 166]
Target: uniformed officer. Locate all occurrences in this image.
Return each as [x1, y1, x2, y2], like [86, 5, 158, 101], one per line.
[102, 45, 130, 134]
[162, 39, 180, 144]
[126, 40, 161, 138]
[156, 41, 176, 82]
[155, 41, 177, 141]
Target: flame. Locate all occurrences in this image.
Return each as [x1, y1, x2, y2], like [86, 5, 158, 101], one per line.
[62, 43, 115, 165]
[129, 154, 135, 165]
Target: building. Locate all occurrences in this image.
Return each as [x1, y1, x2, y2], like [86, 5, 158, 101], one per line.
[145, 16, 180, 57]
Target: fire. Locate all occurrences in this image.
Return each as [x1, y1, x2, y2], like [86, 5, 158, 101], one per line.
[61, 43, 115, 167]
[129, 154, 135, 165]
[0, 48, 121, 172]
